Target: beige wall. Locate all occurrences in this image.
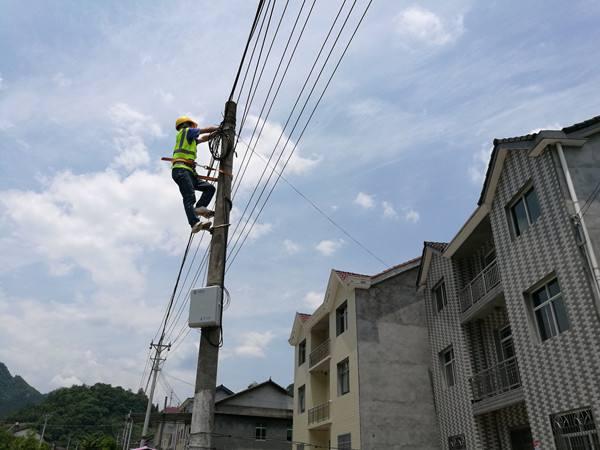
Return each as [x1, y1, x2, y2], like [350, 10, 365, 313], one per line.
[292, 280, 362, 449]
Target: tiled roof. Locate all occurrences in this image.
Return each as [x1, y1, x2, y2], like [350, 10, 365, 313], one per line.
[372, 256, 421, 278]
[334, 270, 370, 280]
[297, 313, 311, 321]
[424, 241, 448, 252]
[162, 406, 180, 414]
[562, 114, 600, 133]
[492, 133, 538, 146]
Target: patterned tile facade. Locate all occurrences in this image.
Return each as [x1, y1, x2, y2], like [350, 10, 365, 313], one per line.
[420, 248, 481, 449]
[422, 137, 600, 449]
[489, 146, 600, 449]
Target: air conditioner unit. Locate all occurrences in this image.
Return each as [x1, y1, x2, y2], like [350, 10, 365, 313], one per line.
[189, 286, 222, 328]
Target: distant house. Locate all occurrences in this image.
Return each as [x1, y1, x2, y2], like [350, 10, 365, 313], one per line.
[156, 379, 293, 450]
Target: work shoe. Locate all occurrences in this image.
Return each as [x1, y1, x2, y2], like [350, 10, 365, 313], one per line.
[191, 221, 212, 234]
[194, 206, 215, 218]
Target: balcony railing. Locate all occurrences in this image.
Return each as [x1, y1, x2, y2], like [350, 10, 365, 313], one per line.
[308, 401, 330, 425]
[309, 339, 330, 368]
[459, 259, 501, 312]
[470, 356, 521, 402]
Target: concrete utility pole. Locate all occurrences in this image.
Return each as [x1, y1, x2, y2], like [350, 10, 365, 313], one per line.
[141, 342, 170, 446]
[39, 414, 49, 449]
[189, 100, 236, 450]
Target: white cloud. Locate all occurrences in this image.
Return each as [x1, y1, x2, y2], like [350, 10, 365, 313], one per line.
[52, 72, 72, 88]
[0, 167, 191, 294]
[394, 6, 464, 46]
[315, 239, 344, 256]
[382, 201, 398, 219]
[468, 145, 492, 184]
[404, 209, 420, 223]
[232, 331, 275, 358]
[355, 192, 375, 209]
[108, 103, 163, 170]
[235, 116, 321, 192]
[349, 98, 384, 118]
[303, 291, 324, 309]
[283, 239, 301, 255]
[51, 374, 83, 388]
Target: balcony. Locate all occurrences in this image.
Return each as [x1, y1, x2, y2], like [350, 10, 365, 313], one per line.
[308, 401, 331, 428]
[309, 340, 330, 371]
[470, 357, 524, 415]
[459, 260, 503, 322]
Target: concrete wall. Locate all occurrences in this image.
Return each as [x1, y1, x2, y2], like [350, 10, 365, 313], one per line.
[213, 414, 292, 450]
[355, 266, 440, 450]
[224, 384, 293, 410]
[563, 134, 600, 268]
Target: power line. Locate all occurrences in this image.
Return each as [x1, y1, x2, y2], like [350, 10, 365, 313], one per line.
[227, 0, 362, 265]
[229, 0, 267, 102]
[237, 136, 388, 267]
[232, 0, 318, 199]
[227, 0, 376, 270]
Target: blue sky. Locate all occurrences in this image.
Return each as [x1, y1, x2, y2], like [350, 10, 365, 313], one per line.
[1, 0, 600, 404]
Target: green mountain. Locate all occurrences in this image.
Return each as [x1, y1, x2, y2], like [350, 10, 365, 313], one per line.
[0, 362, 44, 418]
[7, 383, 153, 446]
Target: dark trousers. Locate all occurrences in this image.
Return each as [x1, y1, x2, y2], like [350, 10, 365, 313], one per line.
[172, 168, 216, 226]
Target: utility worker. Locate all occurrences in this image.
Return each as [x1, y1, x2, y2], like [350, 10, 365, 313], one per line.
[172, 116, 219, 233]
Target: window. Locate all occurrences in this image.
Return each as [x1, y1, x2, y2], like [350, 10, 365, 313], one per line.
[337, 358, 350, 395]
[551, 408, 600, 450]
[440, 347, 456, 387]
[433, 281, 448, 312]
[510, 186, 541, 236]
[337, 433, 351, 450]
[298, 385, 305, 413]
[336, 301, 348, 336]
[287, 429, 293, 441]
[497, 325, 515, 361]
[298, 340, 306, 366]
[296, 445, 305, 450]
[531, 279, 569, 341]
[448, 434, 466, 450]
[255, 424, 266, 441]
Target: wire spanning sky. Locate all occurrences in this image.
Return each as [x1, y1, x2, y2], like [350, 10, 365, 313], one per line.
[1, 0, 600, 404]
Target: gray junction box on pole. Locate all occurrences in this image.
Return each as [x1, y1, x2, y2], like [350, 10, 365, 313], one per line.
[189, 286, 222, 328]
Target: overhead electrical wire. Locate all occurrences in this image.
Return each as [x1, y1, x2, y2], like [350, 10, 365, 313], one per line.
[229, 0, 268, 102]
[227, 0, 361, 265]
[236, 136, 388, 267]
[227, 0, 375, 270]
[232, 0, 318, 199]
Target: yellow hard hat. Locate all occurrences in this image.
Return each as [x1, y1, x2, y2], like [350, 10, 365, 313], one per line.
[175, 116, 198, 130]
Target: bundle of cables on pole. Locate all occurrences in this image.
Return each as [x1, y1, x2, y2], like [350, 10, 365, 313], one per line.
[208, 122, 233, 161]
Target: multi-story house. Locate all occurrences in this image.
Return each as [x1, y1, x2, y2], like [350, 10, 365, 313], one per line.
[156, 380, 293, 450]
[288, 259, 440, 450]
[417, 115, 600, 450]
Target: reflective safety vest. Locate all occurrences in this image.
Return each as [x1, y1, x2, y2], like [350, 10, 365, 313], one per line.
[172, 128, 197, 172]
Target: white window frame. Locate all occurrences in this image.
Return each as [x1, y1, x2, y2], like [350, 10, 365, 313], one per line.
[509, 185, 541, 237]
[433, 280, 448, 313]
[530, 278, 569, 341]
[298, 385, 305, 413]
[336, 301, 348, 336]
[255, 424, 266, 441]
[298, 339, 306, 366]
[497, 325, 515, 361]
[337, 358, 350, 396]
[337, 433, 352, 450]
[440, 346, 456, 388]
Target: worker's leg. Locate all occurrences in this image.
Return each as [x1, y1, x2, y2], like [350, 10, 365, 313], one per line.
[193, 178, 216, 208]
[172, 168, 199, 227]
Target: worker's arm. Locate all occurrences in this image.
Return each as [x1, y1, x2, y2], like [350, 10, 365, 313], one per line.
[198, 125, 219, 134]
[196, 125, 220, 143]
